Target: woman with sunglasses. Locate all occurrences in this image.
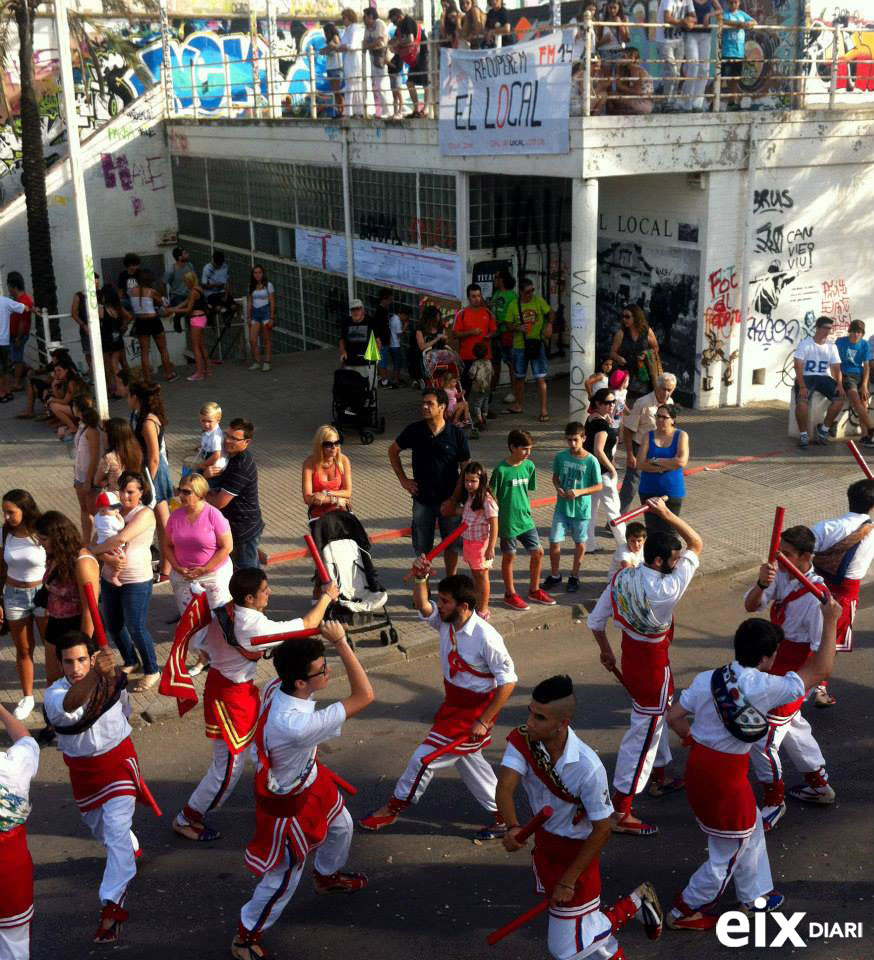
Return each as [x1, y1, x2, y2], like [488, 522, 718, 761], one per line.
[584, 387, 628, 550]
[609, 304, 661, 405]
[638, 404, 688, 535]
[302, 425, 353, 518]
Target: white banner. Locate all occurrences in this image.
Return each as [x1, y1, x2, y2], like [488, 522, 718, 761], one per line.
[295, 229, 462, 300]
[439, 30, 574, 157]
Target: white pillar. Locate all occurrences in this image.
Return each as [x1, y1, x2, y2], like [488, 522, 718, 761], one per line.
[735, 123, 759, 407]
[55, 0, 108, 419]
[341, 128, 355, 302]
[569, 177, 598, 420]
[455, 172, 470, 301]
[159, 0, 173, 117]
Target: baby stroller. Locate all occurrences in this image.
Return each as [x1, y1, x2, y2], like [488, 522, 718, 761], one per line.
[331, 362, 386, 445]
[422, 347, 473, 430]
[308, 510, 398, 646]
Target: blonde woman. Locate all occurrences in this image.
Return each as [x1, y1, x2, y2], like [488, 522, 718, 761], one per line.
[301, 426, 353, 518]
[163, 272, 211, 382]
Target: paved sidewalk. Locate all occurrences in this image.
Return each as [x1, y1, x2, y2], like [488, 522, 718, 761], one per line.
[0, 347, 867, 724]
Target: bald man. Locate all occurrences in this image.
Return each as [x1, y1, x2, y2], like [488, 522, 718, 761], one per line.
[496, 675, 662, 960]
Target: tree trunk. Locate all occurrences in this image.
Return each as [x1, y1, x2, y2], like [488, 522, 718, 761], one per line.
[16, 0, 59, 321]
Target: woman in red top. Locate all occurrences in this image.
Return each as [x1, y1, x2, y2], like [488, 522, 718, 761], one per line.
[301, 425, 352, 518]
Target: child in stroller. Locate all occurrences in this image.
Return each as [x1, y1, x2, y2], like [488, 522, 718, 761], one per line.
[422, 347, 472, 430]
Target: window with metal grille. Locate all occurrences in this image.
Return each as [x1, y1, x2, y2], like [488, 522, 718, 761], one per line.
[212, 214, 251, 251]
[299, 267, 347, 344]
[172, 156, 208, 208]
[248, 161, 297, 225]
[176, 207, 211, 240]
[351, 168, 417, 246]
[469, 175, 571, 250]
[419, 174, 456, 250]
[207, 158, 249, 216]
[296, 165, 344, 232]
[254, 221, 294, 259]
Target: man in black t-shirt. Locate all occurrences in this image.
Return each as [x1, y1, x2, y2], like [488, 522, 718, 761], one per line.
[388, 388, 470, 575]
[388, 8, 431, 117]
[206, 417, 264, 569]
[484, 0, 515, 47]
[339, 298, 379, 367]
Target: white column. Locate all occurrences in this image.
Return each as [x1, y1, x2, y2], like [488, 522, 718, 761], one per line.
[54, 0, 108, 418]
[341, 128, 355, 302]
[455, 172, 470, 301]
[569, 177, 598, 420]
[266, 0, 279, 119]
[734, 123, 759, 407]
[159, 0, 173, 117]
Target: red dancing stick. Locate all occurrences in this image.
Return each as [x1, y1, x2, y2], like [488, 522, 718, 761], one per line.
[610, 504, 650, 528]
[421, 733, 470, 766]
[250, 627, 323, 647]
[768, 506, 786, 564]
[328, 770, 358, 796]
[84, 582, 108, 648]
[138, 778, 163, 818]
[486, 900, 549, 946]
[403, 522, 468, 581]
[847, 440, 874, 480]
[513, 805, 554, 844]
[776, 551, 828, 605]
[304, 533, 332, 585]
[610, 665, 631, 694]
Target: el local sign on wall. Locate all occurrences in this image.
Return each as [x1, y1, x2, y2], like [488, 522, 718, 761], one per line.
[439, 30, 573, 157]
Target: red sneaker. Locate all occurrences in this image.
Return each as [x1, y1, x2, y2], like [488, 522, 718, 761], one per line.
[528, 588, 557, 606]
[612, 812, 659, 836]
[503, 592, 530, 611]
[313, 870, 368, 894]
[359, 796, 409, 831]
[666, 909, 719, 931]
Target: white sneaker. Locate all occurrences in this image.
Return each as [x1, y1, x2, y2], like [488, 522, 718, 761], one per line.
[261, 362, 271, 372]
[503, 391, 515, 404]
[14, 695, 35, 721]
[248, 361, 261, 371]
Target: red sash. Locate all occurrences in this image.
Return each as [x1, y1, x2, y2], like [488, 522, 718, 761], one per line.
[506, 727, 584, 823]
[766, 638, 811, 719]
[831, 578, 860, 652]
[685, 741, 756, 838]
[63, 736, 150, 813]
[203, 668, 260, 755]
[532, 828, 602, 916]
[0, 826, 33, 928]
[620, 631, 674, 714]
[426, 679, 495, 755]
[447, 625, 494, 681]
[159, 592, 211, 716]
[769, 585, 808, 628]
[400, 23, 422, 66]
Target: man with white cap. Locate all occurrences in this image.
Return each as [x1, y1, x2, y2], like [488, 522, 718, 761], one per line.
[339, 298, 380, 367]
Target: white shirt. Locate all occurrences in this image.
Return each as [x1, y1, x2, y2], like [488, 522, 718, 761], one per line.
[204, 605, 305, 685]
[622, 390, 660, 446]
[501, 730, 613, 839]
[656, 0, 694, 42]
[607, 544, 642, 581]
[44, 677, 132, 758]
[3, 533, 46, 583]
[201, 262, 228, 289]
[679, 662, 804, 755]
[744, 567, 823, 651]
[0, 737, 39, 831]
[587, 549, 700, 641]
[421, 607, 517, 691]
[250, 283, 274, 311]
[199, 425, 227, 471]
[389, 313, 403, 349]
[794, 336, 840, 378]
[811, 511, 874, 580]
[93, 510, 125, 545]
[0, 295, 26, 345]
[258, 681, 346, 794]
[341, 23, 365, 76]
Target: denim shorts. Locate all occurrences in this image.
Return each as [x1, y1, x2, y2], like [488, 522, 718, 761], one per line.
[152, 458, 174, 504]
[512, 344, 548, 380]
[2, 584, 43, 620]
[411, 500, 461, 557]
[10, 336, 28, 364]
[251, 304, 271, 325]
[500, 527, 541, 555]
[550, 512, 588, 545]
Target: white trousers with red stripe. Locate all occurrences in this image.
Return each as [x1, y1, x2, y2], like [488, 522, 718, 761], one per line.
[612, 709, 672, 796]
[0, 925, 29, 960]
[546, 908, 618, 960]
[240, 807, 353, 934]
[185, 740, 247, 818]
[80, 795, 137, 905]
[393, 742, 497, 811]
[750, 712, 827, 785]
[681, 812, 772, 910]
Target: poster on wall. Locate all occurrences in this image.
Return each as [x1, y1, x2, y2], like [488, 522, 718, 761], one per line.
[595, 239, 700, 404]
[439, 29, 573, 157]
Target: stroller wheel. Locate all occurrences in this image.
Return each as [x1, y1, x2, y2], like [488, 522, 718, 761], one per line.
[380, 630, 389, 646]
[361, 431, 374, 445]
[378, 416, 386, 434]
[388, 627, 399, 645]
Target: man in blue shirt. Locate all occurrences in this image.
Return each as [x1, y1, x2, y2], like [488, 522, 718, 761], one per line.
[720, 0, 756, 110]
[837, 319, 874, 446]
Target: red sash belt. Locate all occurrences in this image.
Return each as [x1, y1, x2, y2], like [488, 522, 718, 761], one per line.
[685, 741, 756, 839]
[426, 679, 496, 754]
[532, 828, 602, 915]
[620, 632, 673, 714]
[63, 736, 147, 813]
[203, 669, 260, 755]
[0, 826, 33, 928]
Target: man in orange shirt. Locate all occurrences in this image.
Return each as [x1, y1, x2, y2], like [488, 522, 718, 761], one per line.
[453, 284, 496, 394]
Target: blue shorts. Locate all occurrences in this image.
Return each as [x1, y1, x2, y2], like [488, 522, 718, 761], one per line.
[550, 513, 588, 545]
[794, 375, 837, 401]
[512, 343, 548, 380]
[500, 527, 541, 555]
[379, 345, 390, 369]
[251, 304, 271, 325]
[411, 501, 462, 557]
[10, 336, 28, 364]
[2, 584, 44, 620]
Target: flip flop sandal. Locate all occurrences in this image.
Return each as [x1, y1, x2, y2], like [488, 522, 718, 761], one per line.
[173, 819, 221, 842]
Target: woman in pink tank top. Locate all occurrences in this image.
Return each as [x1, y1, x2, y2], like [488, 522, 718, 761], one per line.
[301, 425, 353, 518]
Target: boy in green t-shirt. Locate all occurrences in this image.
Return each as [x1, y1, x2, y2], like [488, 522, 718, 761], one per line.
[543, 421, 603, 593]
[491, 429, 557, 611]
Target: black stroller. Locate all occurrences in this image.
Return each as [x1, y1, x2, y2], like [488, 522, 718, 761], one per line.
[331, 363, 385, 444]
[309, 511, 398, 646]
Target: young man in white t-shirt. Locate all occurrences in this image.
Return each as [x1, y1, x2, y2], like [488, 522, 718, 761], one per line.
[656, 0, 695, 110]
[793, 315, 843, 449]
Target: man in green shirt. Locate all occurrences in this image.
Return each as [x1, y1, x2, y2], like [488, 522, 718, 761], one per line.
[490, 267, 518, 407]
[505, 277, 554, 421]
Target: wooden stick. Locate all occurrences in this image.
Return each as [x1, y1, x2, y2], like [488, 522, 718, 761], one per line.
[304, 533, 332, 584]
[776, 551, 828, 605]
[610, 504, 650, 527]
[486, 900, 549, 946]
[847, 440, 874, 480]
[514, 805, 553, 843]
[768, 506, 786, 564]
[250, 627, 323, 647]
[403, 522, 468, 582]
[84, 582, 108, 648]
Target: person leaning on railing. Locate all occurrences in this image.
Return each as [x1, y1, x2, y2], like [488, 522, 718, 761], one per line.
[459, 0, 486, 48]
[323, 22, 345, 117]
[682, 0, 722, 111]
[362, 6, 391, 117]
[719, 0, 757, 110]
[339, 8, 365, 118]
[596, 0, 630, 81]
[609, 48, 654, 114]
[388, 8, 431, 118]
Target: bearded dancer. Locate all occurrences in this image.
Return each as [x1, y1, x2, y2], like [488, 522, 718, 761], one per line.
[744, 526, 836, 831]
[43, 631, 157, 943]
[360, 563, 517, 839]
[665, 605, 839, 930]
[496, 675, 663, 960]
[172, 568, 340, 842]
[810, 478, 874, 706]
[233, 621, 373, 960]
[0, 703, 39, 960]
[587, 499, 702, 835]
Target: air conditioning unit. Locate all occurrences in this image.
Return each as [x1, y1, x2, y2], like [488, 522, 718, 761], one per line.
[156, 229, 178, 246]
[687, 172, 708, 190]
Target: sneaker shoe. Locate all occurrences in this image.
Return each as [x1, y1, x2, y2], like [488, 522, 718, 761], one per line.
[566, 576, 580, 593]
[472, 815, 507, 843]
[741, 892, 785, 915]
[633, 881, 664, 941]
[313, 869, 368, 894]
[186, 372, 205, 381]
[528, 588, 557, 606]
[862, 434, 874, 448]
[788, 781, 835, 804]
[14, 695, 35, 721]
[667, 908, 718, 931]
[798, 432, 809, 449]
[248, 361, 261, 371]
[261, 362, 271, 372]
[761, 802, 787, 832]
[542, 574, 562, 590]
[470, 428, 479, 439]
[503, 391, 516, 404]
[612, 812, 659, 836]
[813, 684, 835, 707]
[379, 378, 390, 387]
[503, 592, 530, 611]
[815, 425, 829, 444]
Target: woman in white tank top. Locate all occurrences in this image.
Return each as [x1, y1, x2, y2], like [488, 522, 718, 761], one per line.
[129, 267, 177, 383]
